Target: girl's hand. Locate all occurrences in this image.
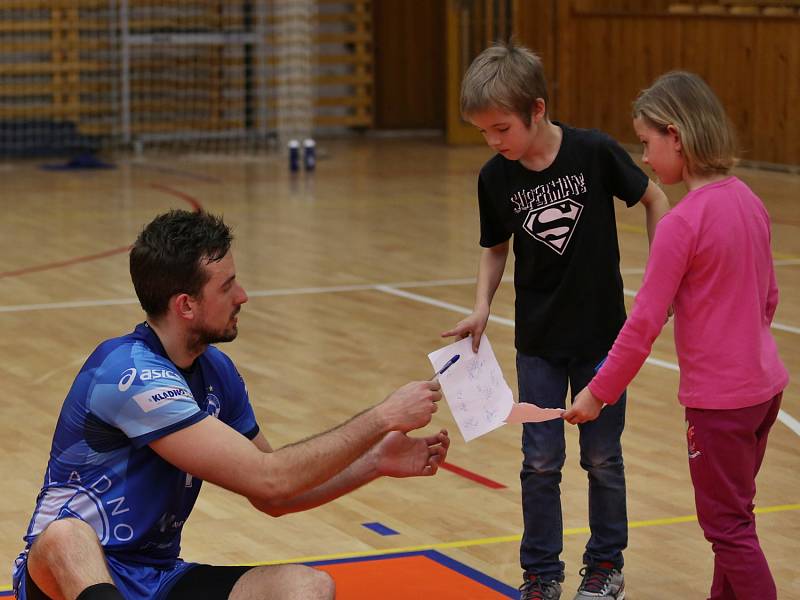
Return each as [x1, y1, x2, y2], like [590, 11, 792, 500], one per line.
[563, 387, 604, 424]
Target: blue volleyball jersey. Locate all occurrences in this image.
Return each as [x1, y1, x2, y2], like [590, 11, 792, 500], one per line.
[14, 322, 259, 582]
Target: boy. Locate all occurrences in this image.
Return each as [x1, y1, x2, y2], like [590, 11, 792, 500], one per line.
[441, 42, 669, 600]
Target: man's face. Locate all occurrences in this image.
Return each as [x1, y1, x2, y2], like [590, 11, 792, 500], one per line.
[191, 251, 248, 345]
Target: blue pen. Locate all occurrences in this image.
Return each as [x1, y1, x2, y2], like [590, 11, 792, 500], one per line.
[435, 354, 460, 377]
[594, 356, 607, 373]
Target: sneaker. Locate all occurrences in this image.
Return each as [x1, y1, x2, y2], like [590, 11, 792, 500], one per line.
[573, 562, 624, 599]
[519, 573, 562, 600]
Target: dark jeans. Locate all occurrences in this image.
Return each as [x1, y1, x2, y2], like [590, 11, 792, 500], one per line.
[517, 352, 628, 581]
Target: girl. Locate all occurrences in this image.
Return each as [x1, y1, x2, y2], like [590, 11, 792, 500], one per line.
[563, 71, 789, 600]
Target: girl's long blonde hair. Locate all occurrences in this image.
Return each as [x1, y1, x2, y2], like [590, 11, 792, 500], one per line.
[633, 71, 737, 176]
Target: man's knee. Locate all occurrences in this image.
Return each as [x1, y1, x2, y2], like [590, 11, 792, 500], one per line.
[292, 566, 334, 599]
[27, 519, 108, 600]
[31, 519, 99, 563]
[309, 569, 335, 599]
[240, 564, 335, 599]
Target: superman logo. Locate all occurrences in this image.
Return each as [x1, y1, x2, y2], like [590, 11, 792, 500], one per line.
[522, 199, 583, 255]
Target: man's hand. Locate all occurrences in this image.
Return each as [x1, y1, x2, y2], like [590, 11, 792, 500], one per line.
[374, 429, 450, 477]
[377, 380, 442, 433]
[440, 310, 489, 353]
[563, 387, 604, 425]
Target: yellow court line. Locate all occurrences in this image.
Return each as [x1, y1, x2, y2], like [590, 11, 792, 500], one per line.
[0, 503, 798, 592]
[241, 502, 800, 567]
[617, 223, 647, 235]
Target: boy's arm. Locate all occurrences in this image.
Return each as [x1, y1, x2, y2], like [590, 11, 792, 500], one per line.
[638, 180, 670, 246]
[474, 241, 509, 316]
[441, 241, 509, 352]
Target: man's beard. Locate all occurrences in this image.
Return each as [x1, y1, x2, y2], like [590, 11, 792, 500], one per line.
[188, 311, 240, 352]
[199, 324, 238, 345]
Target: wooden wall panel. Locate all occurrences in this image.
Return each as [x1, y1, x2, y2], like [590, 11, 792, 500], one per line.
[514, 0, 558, 108]
[567, 15, 684, 140]
[752, 20, 800, 164]
[681, 18, 759, 160]
[572, 0, 671, 11]
[367, 1, 798, 165]
[557, 8, 800, 165]
[372, 0, 445, 129]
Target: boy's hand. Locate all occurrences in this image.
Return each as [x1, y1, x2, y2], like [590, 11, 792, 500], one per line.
[563, 387, 604, 424]
[440, 310, 489, 353]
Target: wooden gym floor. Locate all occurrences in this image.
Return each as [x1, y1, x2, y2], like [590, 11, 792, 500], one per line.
[0, 138, 798, 597]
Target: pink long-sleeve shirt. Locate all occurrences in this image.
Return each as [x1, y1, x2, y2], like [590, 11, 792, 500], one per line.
[590, 176, 788, 409]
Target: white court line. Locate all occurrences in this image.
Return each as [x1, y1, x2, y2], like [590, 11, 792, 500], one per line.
[623, 288, 800, 335]
[375, 286, 800, 438]
[3, 280, 797, 337]
[1, 279, 798, 335]
[0, 297, 138, 312]
[772, 322, 800, 335]
[0, 277, 797, 434]
[33, 356, 87, 385]
[779, 410, 800, 436]
[0, 279, 480, 313]
[375, 285, 516, 327]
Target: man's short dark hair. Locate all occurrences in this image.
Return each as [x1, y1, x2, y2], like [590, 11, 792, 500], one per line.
[130, 210, 232, 318]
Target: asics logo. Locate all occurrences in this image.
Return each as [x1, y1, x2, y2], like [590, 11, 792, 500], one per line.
[118, 368, 137, 392]
[140, 368, 182, 382]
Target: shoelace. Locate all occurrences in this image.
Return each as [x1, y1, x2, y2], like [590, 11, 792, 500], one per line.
[518, 576, 556, 600]
[579, 563, 615, 593]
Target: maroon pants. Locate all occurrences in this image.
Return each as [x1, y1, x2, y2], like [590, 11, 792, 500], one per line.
[685, 394, 782, 600]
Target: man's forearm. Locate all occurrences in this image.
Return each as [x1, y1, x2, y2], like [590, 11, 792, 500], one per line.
[250, 449, 379, 516]
[261, 407, 388, 503]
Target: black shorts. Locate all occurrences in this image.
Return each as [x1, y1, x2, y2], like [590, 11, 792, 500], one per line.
[24, 564, 253, 600]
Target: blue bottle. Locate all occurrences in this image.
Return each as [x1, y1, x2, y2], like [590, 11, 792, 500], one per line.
[303, 138, 316, 171]
[288, 139, 300, 172]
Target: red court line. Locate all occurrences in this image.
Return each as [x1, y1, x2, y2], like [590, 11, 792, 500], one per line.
[440, 462, 507, 489]
[0, 245, 132, 279]
[1, 184, 202, 279]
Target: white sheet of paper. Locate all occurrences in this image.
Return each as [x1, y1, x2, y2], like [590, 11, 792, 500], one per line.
[428, 336, 566, 440]
[428, 335, 513, 442]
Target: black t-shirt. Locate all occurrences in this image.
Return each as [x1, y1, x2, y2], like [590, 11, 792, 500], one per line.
[478, 122, 648, 359]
